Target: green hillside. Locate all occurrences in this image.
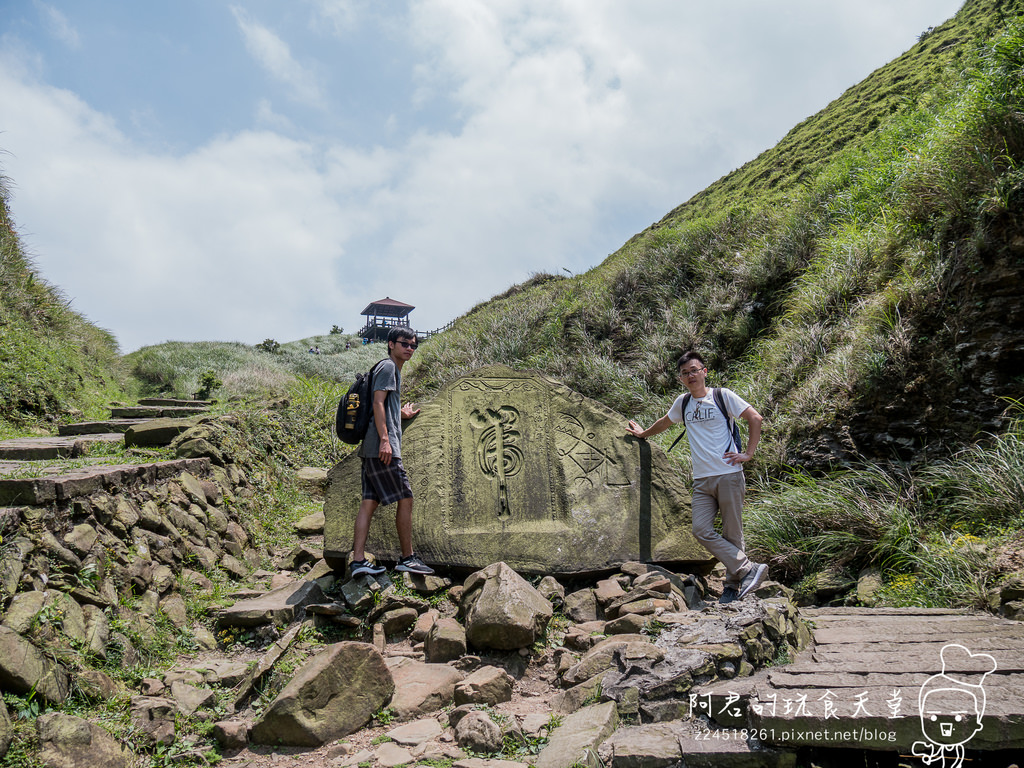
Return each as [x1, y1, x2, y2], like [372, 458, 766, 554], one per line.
[400, 0, 1024, 605]
[409, 0, 1024, 474]
[0, 175, 127, 434]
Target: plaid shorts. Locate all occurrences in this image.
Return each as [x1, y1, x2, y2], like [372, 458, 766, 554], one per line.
[361, 457, 414, 506]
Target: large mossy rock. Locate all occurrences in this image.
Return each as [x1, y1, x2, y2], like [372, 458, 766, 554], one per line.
[0, 626, 70, 704]
[36, 712, 131, 768]
[250, 641, 393, 747]
[324, 366, 709, 574]
[462, 562, 553, 650]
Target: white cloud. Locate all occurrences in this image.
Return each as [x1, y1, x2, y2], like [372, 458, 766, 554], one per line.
[310, 0, 364, 35]
[0, 60, 352, 351]
[230, 6, 325, 108]
[254, 99, 295, 132]
[35, 1, 80, 49]
[0, 0, 966, 349]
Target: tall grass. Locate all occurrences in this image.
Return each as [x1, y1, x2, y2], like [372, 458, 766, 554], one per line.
[921, 408, 1024, 528]
[746, 410, 1024, 607]
[746, 466, 919, 582]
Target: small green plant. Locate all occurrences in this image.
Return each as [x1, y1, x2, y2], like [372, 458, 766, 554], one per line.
[331, 325, 344, 334]
[196, 370, 222, 400]
[7, 689, 45, 720]
[257, 339, 281, 354]
[768, 644, 793, 667]
[372, 706, 395, 727]
[416, 760, 454, 768]
[642, 618, 668, 636]
[296, 623, 325, 644]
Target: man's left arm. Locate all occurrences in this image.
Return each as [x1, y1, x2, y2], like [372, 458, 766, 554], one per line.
[724, 406, 762, 466]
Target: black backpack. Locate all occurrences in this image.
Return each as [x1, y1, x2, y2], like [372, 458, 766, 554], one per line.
[667, 387, 743, 454]
[336, 359, 389, 445]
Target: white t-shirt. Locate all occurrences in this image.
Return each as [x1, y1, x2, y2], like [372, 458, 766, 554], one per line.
[667, 387, 751, 479]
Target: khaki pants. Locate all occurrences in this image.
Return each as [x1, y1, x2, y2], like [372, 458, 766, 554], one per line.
[692, 471, 752, 589]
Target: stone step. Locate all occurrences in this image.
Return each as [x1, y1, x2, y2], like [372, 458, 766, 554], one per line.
[124, 417, 200, 448]
[110, 406, 209, 419]
[0, 457, 211, 505]
[0, 434, 124, 461]
[712, 607, 1024, 754]
[138, 398, 213, 407]
[58, 419, 149, 436]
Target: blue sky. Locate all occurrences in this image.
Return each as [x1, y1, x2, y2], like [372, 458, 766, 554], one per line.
[0, 0, 964, 352]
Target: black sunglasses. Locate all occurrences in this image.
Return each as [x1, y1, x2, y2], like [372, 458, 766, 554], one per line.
[396, 340, 418, 349]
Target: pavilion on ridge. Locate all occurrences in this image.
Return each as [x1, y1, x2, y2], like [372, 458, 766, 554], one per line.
[357, 297, 416, 342]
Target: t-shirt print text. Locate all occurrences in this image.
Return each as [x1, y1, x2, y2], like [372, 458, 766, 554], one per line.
[686, 402, 720, 424]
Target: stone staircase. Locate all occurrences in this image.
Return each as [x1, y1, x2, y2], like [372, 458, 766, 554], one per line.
[0, 397, 213, 504]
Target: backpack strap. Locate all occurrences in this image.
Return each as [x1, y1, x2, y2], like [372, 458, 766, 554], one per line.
[666, 393, 691, 452]
[712, 387, 743, 453]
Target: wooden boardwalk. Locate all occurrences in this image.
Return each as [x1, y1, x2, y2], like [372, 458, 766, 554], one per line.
[700, 607, 1024, 755]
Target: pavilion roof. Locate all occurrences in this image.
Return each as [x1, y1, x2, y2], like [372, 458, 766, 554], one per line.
[360, 297, 415, 317]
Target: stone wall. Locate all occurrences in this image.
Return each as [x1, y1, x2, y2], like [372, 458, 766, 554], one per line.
[0, 457, 261, 706]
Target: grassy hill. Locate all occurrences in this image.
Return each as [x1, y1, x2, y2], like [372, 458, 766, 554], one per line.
[0, 175, 128, 435]
[408, 0, 1024, 472]
[397, 0, 1024, 604]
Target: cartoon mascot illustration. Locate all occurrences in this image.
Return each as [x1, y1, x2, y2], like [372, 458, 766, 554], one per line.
[911, 643, 997, 768]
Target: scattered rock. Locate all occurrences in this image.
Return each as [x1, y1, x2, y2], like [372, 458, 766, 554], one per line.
[387, 657, 464, 720]
[462, 562, 553, 650]
[454, 665, 513, 706]
[564, 589, 601, 623]
[129, 697, 176, 747]
[250, 641, 394, 747]
[376, 741, 415, 767]
[217, 579, 326, 628]
[36, 712, 131, 768]
[212, 719, 249, 751]
[170, 680, 216, 718]
[0, 698, 11, 760]
[425, 617, 468, 663]
[535, 701, 618, 768]
[537, 576, 566, 606]
[294, 509, 326, 534]
[455, 710, 503, 754]
[387, 717, 444, 745]
[0, 625, 70, 703]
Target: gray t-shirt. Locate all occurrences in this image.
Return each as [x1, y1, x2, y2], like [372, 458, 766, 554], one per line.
[359, 358, 403, 459]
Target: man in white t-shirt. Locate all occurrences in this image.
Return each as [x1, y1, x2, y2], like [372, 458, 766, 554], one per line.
[626, 351, 766, 604]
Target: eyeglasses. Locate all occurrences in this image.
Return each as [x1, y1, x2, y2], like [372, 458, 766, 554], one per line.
[396, 340, 418, 350]
[679, 367, 705, 378]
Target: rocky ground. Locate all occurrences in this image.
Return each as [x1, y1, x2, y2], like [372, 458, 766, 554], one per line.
[152, 514, 808, 768]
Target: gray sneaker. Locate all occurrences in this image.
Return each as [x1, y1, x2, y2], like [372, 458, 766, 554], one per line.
[738, 563, 768, 599]
[350, 558, 386, 577]
[395, 554, 435, 575]
[718, 586, 739, 605]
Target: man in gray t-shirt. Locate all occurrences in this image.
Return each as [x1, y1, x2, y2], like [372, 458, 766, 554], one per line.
[349, 326, 435, 577]
[359, 358, 403, 460]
